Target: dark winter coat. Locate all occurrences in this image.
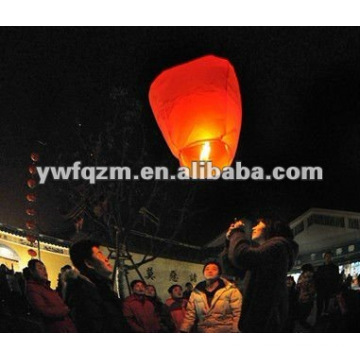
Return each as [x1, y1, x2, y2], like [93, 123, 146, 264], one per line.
[25, 279, 76, 332]
[228, 233, 299, 333]
[123, 294, 161, 333]
[64, 269, 128, 332]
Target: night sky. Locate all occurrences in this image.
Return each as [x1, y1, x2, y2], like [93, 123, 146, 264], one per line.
[1, 27, 360, 245]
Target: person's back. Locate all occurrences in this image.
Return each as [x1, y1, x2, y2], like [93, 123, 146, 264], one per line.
[315, 252, 340, 317]
[316, 262, 339, 295]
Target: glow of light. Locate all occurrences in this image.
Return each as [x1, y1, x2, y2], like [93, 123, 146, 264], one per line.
[200, 141, 211, 161]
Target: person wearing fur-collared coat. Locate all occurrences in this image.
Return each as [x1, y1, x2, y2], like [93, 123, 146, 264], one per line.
[227, 218, 299, 333]
[180, 261, 242, 333]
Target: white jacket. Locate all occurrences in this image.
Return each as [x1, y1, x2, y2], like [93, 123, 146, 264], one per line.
[180, 278, 242, 333]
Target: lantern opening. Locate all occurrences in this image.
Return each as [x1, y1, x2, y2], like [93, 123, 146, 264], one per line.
[179, 139, 232, 170]
[200, 142, 211, 161]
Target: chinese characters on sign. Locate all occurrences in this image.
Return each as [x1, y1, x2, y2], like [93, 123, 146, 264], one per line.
[145, 267, 156, 280]
[169, 270, 179, 282]
[189, 273, 197, 283]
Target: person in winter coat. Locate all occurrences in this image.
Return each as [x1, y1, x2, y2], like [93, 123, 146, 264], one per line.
[145, 284, 175, 332]
[66, 239, 128, 332]
[123, 280, 161, 333]
[315, 251, 340, 317]
[165, 284, 188, 331]
[227, 218, 299, 333]
[180, 261, 242, 333]
[25, 259, 76, 332]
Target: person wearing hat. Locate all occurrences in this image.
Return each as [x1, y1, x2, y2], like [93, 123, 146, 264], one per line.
[165, 284, 188, 332]
[180, 261, 242, 333]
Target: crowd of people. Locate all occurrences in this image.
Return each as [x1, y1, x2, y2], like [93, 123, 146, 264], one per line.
[286, 253, 360, 332]
[1, 217, 360, 333]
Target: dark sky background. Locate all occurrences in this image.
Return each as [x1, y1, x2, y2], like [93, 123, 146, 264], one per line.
[1, 27, 360, 245]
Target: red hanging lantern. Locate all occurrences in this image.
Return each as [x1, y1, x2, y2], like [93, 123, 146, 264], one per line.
[26, 235, 37, 244]
[149, 55, 242, 173]
[26, 193, 37, 202]
[27, 178, 37, 189]
[30, 152, 40, 162]
[26, 208, 37, 216]
[28, 165, 37, 175]
[26, 220, 36, 230]
[28, 249, 37, 257]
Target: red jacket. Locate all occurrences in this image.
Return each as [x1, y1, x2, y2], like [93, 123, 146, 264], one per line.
[165, 298, 187, 331]
[26, 279, 76, 332]
[123, 294, 161, 332]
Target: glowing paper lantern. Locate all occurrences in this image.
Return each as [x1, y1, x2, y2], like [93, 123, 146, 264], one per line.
[28, 249, 37, 257]
[30, 153, 40, 162]
[26, 235, 36, 244]
[26, 194, 37, 202]
[149, 55, 242, 173]
[26, 220, 36, 230]
[28, 165, 37, 175]
[26, 208, 37, 216]
[27, 178, 37, 189]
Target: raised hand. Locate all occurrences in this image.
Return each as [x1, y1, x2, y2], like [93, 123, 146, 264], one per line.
[226, 219, 245, 240]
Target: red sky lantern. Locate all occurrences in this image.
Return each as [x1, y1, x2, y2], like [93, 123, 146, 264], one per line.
[26, 208, 37, 216]
[149, 55, 242, 174]
[26, 193, 37, 202]
[30, 152, 40, 162]
[28, 165, 37, 175]
[28, 249, 37, 257]
[26, 220, 36, 230]
[26, 235, 36, 244]
[27, 178, 37, 189]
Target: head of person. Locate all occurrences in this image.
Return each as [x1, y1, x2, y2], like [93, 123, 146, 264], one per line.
[60, 265, 72, 274]
[185, 282, 193, 291]
[301, 263, 314, 273]
[22, 267, 32, 281]
[324, 251, 332, 265]
[203, 261, 222, 281]
[131, 280, 146, 296]
[168, 285, 183, 299]
[28, 259, 48, 282]
[0, 264, 7, 274]
[286, 275, 295, 288]
[252, 218, 293, 242]
[145, 284, 157, 298]
[70, 239, 113, 278]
